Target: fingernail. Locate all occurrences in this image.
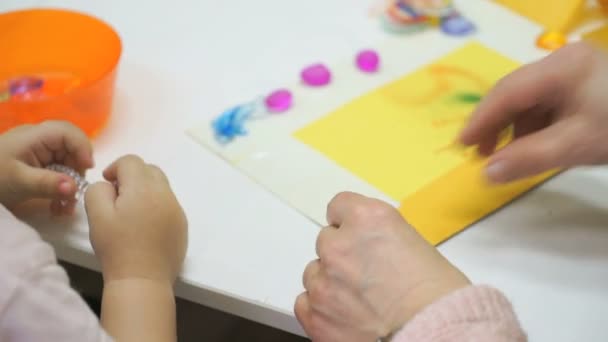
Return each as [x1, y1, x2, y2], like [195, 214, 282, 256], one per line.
[486, 160, 507, 183]
[58, 180, 73, 194]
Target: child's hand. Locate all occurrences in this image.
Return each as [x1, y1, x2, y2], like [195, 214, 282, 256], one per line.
[0, 121, 94, 213]
[460, 42, 608, 183]
[84, 155, 188, 284]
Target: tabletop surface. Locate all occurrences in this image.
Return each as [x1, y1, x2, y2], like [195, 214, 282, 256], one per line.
[3, 0, 608, 340]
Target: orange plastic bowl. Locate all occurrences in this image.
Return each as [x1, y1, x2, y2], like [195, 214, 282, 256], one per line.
[0, 9, 121, 137]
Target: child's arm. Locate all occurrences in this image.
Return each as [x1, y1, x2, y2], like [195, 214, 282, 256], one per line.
[85, 155, 188, 342]
[99, 279, 176, 341]
[0, 121, 110, 341]
[0, 205, 112, 341]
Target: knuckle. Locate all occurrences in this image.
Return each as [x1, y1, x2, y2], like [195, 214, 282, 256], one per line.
[147, 164, 169, 180]
[308, 277, 332, 304]
[122, 154, 143, 162]
[294, 293, 307, 316]
[302, 260, 317, 287]
[323, 240, 346, 261]
[366, 199, 396, 218]
[317, 232, 347, 260]
[116, 154, 145, 168]
[328, 191, 356, 209]
[315, 230, 331, 255]
[349, 203, 370, 221]
[350, 199, 394, 222]
[533, 140, 564, 165]
[332, 191, 354, 202]
[36, 173, 56, 195]
[41, 120, 73, 131]
[7, 161, 21, 179]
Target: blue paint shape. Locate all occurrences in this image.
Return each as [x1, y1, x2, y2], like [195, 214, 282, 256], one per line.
[212, 102, 256, 143]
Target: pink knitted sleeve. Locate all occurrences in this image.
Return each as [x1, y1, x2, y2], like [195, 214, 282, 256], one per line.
[391, 285, 527, 342]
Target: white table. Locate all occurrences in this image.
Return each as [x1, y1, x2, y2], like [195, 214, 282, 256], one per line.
[3, 0, 608, 340]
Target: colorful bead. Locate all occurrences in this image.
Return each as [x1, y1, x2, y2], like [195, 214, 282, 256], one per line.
[410, 0, 454, 18]
[8, 77, 44, 96]
[301, 64, 332, 87]
[536, 31, 567, 51]
[440, 15, 475, 36]
[356, 50, 381, 73]
[265, 89, 293, 113]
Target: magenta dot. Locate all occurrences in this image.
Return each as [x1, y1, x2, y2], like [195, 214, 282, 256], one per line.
[356, 50, 380, 73]
[301, 63, 332, 87]
[265, 89, 293, 113]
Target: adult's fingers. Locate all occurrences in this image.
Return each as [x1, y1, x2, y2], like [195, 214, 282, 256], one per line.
[485, 118, 582, 182]
[302, 259, 321, 290]
[14, 164, 76, 200]
[326, 192, 368, 227]
[294, 293, 313, 338]
[461, 43, 594, 148]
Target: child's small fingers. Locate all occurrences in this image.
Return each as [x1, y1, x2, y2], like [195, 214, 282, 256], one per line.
[50, 200, 63, 217]
[102, 155, 146, 183]
[37, 121, 94, 169]
[84, 182, 117, 221]
[16, 165, 77, 200]
[61, 200, 77, 216]
[50, 198, 74, 216]
[62, 154, 90, 177]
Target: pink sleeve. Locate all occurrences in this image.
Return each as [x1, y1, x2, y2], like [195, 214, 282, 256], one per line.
[391, 285, 527, 342]
[0, 205, 113, 342]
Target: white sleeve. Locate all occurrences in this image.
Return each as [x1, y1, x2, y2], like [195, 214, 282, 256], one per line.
[0, 205, 113, 342]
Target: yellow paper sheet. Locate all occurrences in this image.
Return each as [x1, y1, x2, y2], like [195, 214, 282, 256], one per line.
[295, 42, 518, 201]
[400, 158, 556, 245]
[295, 42, 555, 245]
[583, 24, 608, 51]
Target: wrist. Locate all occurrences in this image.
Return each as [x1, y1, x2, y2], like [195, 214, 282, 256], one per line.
[98, 252, 177, 285]
[103, 275, 175, 290]
[385, 270, 471, 336]
[103, 277, 175, 304]
[101, 277, 177, 342]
